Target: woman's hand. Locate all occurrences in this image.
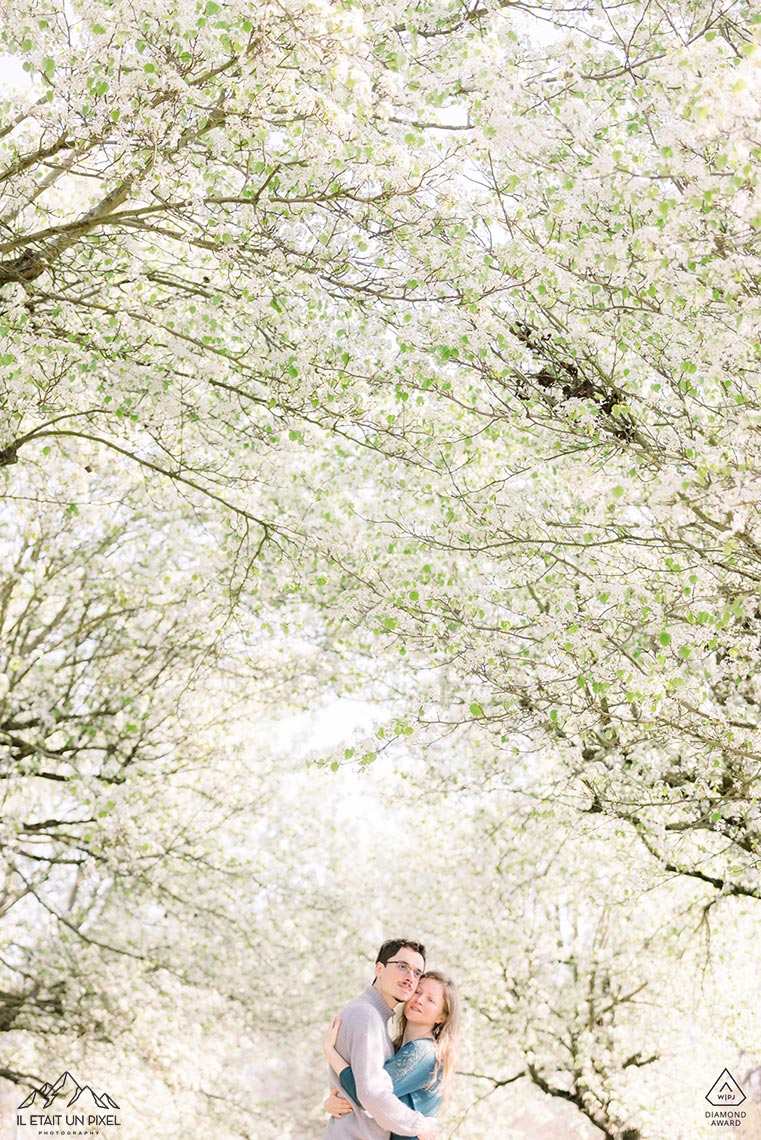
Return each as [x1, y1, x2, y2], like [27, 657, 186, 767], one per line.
[322, 1016, 341, 1058]
[324, 1088, 353, 1118]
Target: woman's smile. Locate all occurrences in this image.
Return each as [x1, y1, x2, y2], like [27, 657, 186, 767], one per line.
[404, 978, 446, 1026]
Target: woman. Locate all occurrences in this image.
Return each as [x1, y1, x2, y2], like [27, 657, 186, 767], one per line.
[322, 970, 459, 1139]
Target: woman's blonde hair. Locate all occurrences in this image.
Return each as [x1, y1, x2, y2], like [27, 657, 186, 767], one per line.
[392, 970, 460, 1108]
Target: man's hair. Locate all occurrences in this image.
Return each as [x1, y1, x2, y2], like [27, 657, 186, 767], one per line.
[375, 938, 426, 967]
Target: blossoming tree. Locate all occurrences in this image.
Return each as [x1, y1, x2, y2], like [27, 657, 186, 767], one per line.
[2, 0, 760, 1136]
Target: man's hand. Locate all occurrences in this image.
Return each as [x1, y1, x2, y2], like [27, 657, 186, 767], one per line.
[417, 1119, 438, 1140]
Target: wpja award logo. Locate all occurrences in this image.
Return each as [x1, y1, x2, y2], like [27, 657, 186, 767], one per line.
[16, 1070, 121, 1135]
[705, 1068, 747, 1129]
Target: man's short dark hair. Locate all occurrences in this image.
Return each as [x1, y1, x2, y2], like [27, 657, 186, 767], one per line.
[376, 938, 426, 967]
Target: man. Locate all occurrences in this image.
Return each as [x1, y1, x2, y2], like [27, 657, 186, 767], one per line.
[323, 938, 438, 1140]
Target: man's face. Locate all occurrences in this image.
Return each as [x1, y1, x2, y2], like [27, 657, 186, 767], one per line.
[374, 945, 425, 1009]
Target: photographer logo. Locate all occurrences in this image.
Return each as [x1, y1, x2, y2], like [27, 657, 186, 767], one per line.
[16, 1070, 121, 1135]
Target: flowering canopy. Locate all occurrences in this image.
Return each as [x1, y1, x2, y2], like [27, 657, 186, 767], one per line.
[1, 0, 760, 1134]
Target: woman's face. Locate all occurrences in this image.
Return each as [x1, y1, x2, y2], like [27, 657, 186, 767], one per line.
[404, 977, 446, 1030]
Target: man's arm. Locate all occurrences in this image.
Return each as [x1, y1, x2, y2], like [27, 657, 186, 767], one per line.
[338, 1006, 434, 1138]
[339, 1040, 436, 1103]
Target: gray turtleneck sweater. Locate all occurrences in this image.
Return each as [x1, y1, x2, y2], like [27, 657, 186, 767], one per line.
[322, 985, 426, 1140]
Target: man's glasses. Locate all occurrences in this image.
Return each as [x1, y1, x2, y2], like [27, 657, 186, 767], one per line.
[386, 960, 423, 980]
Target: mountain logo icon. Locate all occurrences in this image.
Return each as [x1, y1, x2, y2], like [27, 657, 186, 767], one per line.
[705, 1069, 746, 1107]
[17, 1071, 120, 1111]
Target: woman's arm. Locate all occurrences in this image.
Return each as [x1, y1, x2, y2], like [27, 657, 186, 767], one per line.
[322, 1017, 349, 1079]
[340, 1039, 437, 1106]
[324, 1088, 353, 1118]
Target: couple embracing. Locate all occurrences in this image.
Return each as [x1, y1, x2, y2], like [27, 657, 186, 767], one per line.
[321, 938, 460, 1140]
